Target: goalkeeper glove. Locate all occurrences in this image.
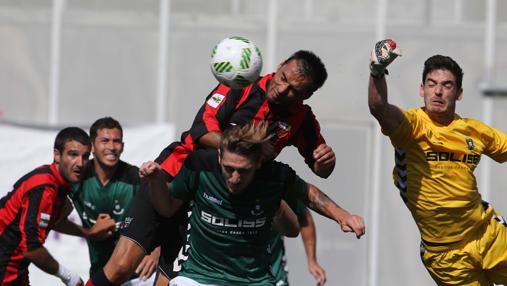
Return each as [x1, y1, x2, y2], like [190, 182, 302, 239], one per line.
[370, 39, 402, 77]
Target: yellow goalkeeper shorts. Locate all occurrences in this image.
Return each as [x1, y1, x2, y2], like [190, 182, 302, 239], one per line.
[420, 206, 507, 286]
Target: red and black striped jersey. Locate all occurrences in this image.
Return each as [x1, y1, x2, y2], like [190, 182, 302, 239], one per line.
[156, 73, 325, 179]
[0, 163, 70, 286]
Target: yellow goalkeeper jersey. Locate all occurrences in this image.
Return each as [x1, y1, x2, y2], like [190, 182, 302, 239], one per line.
[389, 107, 507, 244]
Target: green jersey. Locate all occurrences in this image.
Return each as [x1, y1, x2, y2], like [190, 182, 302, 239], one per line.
[70, 159, 140, 276]
[171, 149, 309, 286]
[270, 198, 307, 286]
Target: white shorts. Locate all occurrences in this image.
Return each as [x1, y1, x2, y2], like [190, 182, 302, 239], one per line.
[121, 275, 156, 286]
[169, 276, 218, 286]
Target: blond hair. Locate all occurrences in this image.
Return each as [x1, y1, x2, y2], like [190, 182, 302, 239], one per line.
[220, 122, 275, 163]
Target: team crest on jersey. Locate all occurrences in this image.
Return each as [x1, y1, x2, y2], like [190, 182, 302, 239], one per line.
[466, 138, 475, 150]
[426, 129, 433, 139]
[276, 121, 291, 140]
[207, 93, 225, 108]
[250, 200, 264, 216]
[39, 213, 51, 228]
[112, 200, 125, 216]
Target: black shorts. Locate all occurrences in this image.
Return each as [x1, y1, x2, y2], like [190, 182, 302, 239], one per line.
[120, 182, 188, 277]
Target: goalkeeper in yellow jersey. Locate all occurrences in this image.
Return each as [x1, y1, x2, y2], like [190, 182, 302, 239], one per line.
[368, 39, 507, 285]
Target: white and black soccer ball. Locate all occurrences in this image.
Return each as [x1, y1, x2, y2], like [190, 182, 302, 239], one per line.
[210, 36, 263, 89]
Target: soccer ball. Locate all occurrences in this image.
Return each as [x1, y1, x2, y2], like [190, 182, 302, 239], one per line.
[210, 36, 263, 89]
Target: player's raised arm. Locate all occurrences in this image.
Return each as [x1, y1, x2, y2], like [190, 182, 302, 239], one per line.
[139, 161, 184, 217]
[368, 39, 404, 135]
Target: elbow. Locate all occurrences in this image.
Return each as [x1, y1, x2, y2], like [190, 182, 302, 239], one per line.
[316, 170, 332, 179]
[285, 227, 300, 238]
[314, 162, 334, 179]
[368, 104, 386, 121]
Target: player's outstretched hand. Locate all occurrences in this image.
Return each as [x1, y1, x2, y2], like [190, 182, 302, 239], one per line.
[88, 213, 116, 240]
[370, 39, 402, 77]
[139, 161, 162, 179]
[340, 214, 365, 239]
[308, 260, 327, 286]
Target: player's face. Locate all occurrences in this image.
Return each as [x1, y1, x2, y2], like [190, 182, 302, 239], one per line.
[92, 128, 124, 169]
[54, 140, 91, 184]
[219, 150, 260, 194]
[420, 69, 463, 116]
[266, 59, 314, 106]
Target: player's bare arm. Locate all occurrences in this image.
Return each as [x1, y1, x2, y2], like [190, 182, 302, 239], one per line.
[304, 183, 365, 238]
[272, 200, 300, 237]
[300, 209, 327, 286]
[24, 247, 83, 286]
[198, 131, 222, 149]
[53, 213, 115, 240]
[312, 143, 335, 178]
[368, 39, 405, 135]
[139, 161, 184, 217]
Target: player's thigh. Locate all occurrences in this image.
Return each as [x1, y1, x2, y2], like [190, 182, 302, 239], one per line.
[483, 214, 507, 284]
[421, 244, 491, 286]
[153, 271, 170, 286]
[120, 183, 163, 253]
[104, 236, 147, 282]
[121, 275, 156, 286]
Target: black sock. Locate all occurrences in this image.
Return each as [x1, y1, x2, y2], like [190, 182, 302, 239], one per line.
[87, 268, 118, 286]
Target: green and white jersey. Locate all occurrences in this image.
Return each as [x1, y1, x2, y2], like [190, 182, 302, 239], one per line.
[171, 149, 308, 286]
[270, 198, 307, 286]
[70, 159, 140, 276]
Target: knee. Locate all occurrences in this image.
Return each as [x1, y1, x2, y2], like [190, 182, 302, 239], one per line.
[104, 238, 145, 283]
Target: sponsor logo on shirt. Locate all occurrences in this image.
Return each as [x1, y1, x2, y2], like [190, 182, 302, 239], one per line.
[207, 93, 225, 108]
[120, 216, 133, 230]
[39, 213, 51, 228]
[200, 210, 266, 228]
[425, 151, 480, 164]
[203, 192, 223, 205]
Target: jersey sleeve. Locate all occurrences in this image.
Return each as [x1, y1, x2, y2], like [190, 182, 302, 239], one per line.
[21, 186, 56, 251]
[188, 84, 245, 142]
[292, 107, 326, 169]
[480, 123, 507, 163]
[170, 160, 199, 201]
[284, 196, 307, 220]
[388, 108, 420, 149]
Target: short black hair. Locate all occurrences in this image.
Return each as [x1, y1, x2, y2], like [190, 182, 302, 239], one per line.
[282, 50, 328, 93]
[423, 55, 463, 90]
[54, 127, 90, 152]
[89, 117, 123, 141]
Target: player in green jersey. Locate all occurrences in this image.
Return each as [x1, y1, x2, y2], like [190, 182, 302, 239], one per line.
[140, 122, 365, 286]
[69, 117, 160, 285]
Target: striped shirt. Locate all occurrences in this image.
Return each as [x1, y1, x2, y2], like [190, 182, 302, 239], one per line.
[156, 73, 325, 180]
[0, 163, 70, 286]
